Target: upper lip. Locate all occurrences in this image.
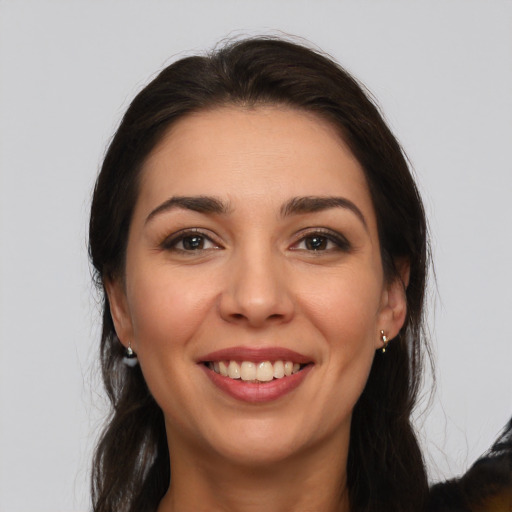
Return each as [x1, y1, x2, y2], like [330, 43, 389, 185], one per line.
[198, 346, 313, 364]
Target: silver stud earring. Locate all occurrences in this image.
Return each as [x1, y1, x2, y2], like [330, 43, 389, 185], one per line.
[122, 341, 138, 367]
[380, 330, 389, 353]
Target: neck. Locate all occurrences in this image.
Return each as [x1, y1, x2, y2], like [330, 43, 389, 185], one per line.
[157, 432, 350, 512]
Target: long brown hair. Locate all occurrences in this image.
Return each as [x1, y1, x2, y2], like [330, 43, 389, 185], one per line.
[89, 37, 430, 512]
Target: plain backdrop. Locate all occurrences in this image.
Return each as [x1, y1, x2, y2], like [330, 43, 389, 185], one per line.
[1, 1, 511, 510]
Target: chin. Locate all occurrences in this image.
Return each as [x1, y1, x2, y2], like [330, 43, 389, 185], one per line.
[197, 409, 347, 470]
[213, 435, 306, 468]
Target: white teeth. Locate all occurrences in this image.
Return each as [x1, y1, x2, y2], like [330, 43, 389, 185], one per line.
[256, 361, 274, 382]
[228, 361, 241, 379]
[219, 361, 229, 377]
[210, 359, 304, 381]
[273, 360, 285, 379]
[240, 361, 256, 381]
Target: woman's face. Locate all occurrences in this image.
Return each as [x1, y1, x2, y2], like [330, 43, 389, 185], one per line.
[107, 106, 406, 467]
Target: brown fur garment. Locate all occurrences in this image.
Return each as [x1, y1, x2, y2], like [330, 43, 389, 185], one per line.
[428, 418, 512, 512]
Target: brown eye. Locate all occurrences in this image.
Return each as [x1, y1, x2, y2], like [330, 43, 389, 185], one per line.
[305, 236, 328, 251]
[290, 229, 351, 253]
[182, 235, 206, 250]
[161, 230, 221, 252]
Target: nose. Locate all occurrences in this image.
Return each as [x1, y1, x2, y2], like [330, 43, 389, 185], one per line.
[218, 245, 295, 328]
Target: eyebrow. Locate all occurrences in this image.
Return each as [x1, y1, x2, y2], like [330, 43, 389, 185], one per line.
[281, 196, 368, 230]
[145, 194, 367, 230]
[145, 196, 230, 224]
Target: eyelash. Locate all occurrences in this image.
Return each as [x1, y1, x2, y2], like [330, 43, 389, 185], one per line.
[160, 229, 221, 253]
[160, 228, 350, 254]
[290, 229, 351, 253]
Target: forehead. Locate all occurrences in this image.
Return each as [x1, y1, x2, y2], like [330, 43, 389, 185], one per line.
[138, 106, 375, 224]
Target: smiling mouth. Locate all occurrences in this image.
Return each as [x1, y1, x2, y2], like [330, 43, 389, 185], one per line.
[205, 360, 308, 383]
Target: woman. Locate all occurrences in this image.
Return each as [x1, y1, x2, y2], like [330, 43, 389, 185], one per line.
[89, 37, 430, 511]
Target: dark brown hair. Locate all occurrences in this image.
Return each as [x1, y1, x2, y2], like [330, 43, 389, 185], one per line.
[89, 37, 430, 512]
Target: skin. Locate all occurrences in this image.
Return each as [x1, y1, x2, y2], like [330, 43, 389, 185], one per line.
[106, 106, 408, 512]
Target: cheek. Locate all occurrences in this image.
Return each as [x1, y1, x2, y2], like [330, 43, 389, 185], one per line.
[126, 266, 214, 355]
[286, 270, 381, 441]
[299, 267, 382, 396]
[124, 267, 216, 431]
[299, 267, 383, 347]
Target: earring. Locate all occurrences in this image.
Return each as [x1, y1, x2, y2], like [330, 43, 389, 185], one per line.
[380, 330, 389, 353]
[122, 341, 138, 367]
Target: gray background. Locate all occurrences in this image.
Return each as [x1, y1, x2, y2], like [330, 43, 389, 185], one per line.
[1, 1, 511, 510]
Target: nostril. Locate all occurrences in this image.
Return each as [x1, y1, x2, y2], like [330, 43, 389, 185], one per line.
[231, 312, 283, 322]
[219, 287, 294, 326]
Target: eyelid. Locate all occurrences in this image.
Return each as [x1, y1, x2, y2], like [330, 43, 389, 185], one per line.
[160, 228, 223, 251]
[289, 227, 351, 251]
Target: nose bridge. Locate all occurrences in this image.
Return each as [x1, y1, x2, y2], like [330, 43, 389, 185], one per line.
[219, 235, 293, 326]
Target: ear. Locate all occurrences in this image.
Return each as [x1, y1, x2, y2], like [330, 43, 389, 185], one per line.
[376, 260, 410, 349]
[104, 276, 134, 348]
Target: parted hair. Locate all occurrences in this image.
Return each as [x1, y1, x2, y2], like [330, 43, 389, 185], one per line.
[89, 37, 430, 512]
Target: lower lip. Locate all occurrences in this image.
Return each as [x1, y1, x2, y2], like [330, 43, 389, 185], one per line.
[201, 364, 313, 403]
